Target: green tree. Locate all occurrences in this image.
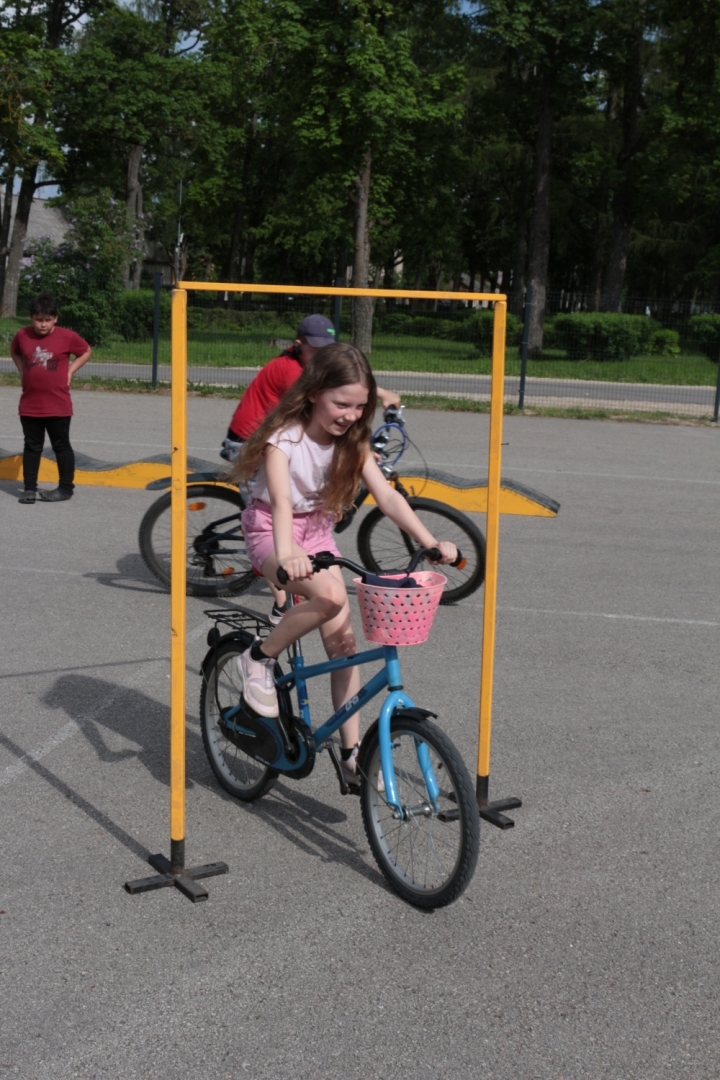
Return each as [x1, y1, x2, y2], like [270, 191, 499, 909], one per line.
[0, 0, 109, 316]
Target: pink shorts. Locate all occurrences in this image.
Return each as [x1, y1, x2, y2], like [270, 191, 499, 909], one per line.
[241, 500, 342, 573]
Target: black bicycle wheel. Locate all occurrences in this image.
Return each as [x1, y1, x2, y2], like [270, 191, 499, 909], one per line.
[139, 484, 256, 597]
[200, 636, 278, 801]
[359, 715, 479, 908]
[356, 497, 486, 603]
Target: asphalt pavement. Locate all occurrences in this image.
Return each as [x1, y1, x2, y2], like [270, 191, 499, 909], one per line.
[1, 356, 716, 415]
[0, 386, 718, 1079]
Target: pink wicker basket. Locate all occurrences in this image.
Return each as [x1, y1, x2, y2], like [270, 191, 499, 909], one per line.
[354, 571, 446, 645]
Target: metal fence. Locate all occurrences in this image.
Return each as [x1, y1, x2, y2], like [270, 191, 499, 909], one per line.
[2, 283, 719, 421]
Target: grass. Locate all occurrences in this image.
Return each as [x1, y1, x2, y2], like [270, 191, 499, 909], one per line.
[2, 315, 718, 386]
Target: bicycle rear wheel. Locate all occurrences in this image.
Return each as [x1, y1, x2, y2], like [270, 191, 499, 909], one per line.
[360, 715, 479, 908]
[139, 483, 256, 597]
[200, 636, 277, 801]
[357, 497, 485, 603]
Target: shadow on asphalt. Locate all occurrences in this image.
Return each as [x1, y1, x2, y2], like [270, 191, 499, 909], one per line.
[40, 673, 388, 890]
[83, 553, 166, 594]
[0, 728, 149, 862]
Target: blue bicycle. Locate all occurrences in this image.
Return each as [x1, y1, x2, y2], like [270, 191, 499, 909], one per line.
[199, 549, 480, 909]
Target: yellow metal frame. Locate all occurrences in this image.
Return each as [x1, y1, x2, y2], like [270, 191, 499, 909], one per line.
[170, 289, 188, 848]
[168, 281, 508, 849]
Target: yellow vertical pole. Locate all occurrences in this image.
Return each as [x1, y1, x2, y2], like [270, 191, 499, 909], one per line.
[169, 288, 187, 871]
[476, 300, 507, 803]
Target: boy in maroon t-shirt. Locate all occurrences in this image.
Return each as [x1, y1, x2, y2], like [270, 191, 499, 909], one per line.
[11, 293, 91, 503]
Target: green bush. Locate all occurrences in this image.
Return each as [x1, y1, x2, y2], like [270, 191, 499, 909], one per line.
[377, 312, 412, 334]
[185, 307, 297, 333]
[62, 297, 117, 347]
[115, 290, 171, 341]
[372, 308, 521, 353]
[650, 328, 680, 356]
[553, 313, 658, 361]
[688, 314, 720, 360]
[453, 309, 523, 354]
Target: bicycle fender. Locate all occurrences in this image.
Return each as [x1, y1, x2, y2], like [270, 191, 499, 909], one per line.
[389, 707, 437, 724]
[200, 633, 252, 674]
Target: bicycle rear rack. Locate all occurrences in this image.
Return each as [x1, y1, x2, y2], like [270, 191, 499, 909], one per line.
[203, 604, 273, 641]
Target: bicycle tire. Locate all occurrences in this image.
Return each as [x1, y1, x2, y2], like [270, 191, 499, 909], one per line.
[356, 497, 486, 603]
[139, 483, 256, 597]
[359, 714, 479, 908]
[200, 636, 278, 801]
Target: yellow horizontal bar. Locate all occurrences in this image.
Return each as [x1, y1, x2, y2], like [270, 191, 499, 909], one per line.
[179, 281, 506, 303]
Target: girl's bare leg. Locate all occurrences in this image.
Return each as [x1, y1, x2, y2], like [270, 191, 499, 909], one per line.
[317, 566, 361, 749]
[259, 558, 360, 748]
[268, 580, 287, 609]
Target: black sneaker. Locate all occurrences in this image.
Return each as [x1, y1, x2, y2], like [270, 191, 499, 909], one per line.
[269, 601, 288, 625]
[18, 490, 36, 504]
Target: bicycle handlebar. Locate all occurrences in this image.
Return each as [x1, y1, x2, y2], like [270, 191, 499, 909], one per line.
[275, 546, 464, 586]
[382, 404, 405, 426]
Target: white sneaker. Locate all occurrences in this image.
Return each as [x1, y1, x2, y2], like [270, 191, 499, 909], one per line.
[237, 640, 278, 718]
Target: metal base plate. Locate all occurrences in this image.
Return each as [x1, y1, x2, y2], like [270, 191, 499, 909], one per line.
[125, 854, 229, 903]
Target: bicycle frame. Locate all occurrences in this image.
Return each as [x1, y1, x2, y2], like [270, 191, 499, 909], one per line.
[274, 644, 438, 814]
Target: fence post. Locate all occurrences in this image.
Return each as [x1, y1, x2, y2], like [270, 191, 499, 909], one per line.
[518, 284, 532, 409]
[714, 346, 720, 423]
[333, 278, 343, 342]
[152, 271, 161, 389]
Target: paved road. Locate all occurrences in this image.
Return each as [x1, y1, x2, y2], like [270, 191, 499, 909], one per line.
[2, 356, 717, 414]
[1, 387, 719, 1078]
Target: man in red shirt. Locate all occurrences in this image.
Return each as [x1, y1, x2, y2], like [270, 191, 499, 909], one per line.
[222, 313, 400, 458]
[11, 293, 92, 503]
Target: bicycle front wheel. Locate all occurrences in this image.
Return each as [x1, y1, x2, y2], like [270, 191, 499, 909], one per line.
[357, 497, 485, 603]
[360, 715, 479, 908]
[200, 637, 277, 801]
[139, 484, 256, 597]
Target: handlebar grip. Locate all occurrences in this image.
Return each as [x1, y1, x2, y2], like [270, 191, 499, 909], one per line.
[276, 566, 289, 585]
[426, 547, 465, 568]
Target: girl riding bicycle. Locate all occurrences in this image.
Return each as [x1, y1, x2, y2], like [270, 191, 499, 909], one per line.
[230, 342, 457, 786]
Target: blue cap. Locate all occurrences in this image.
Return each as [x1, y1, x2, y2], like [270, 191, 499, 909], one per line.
[297, 314, 336, 348]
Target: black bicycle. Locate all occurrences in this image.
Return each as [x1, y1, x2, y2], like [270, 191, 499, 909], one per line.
[138, 406, 486, 603]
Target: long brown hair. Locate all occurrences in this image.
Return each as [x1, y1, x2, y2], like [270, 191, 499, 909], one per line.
[230, 343, 377, 518]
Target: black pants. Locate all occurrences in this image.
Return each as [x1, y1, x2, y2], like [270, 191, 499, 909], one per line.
[20, 415, 75, 492]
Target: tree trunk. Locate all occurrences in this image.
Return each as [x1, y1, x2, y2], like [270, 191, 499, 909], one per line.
[601, 5, 645, 311]
[1, 173, 35, 317]
[351, 148, 374, 354]
[527, 72, 554, 358]
[511, 149, 534, 315]
[124, 144, 144, 290]
[0, 170, 15, 304]
[602, 221, 631, 312]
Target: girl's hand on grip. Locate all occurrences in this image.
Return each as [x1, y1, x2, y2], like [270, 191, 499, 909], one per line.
[433, 541, 458, 565]
[278, 554, 313, 582]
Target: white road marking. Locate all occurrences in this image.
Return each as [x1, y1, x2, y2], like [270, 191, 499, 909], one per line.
[497, 605, 719, 627]
[0, 620, 210, 787]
